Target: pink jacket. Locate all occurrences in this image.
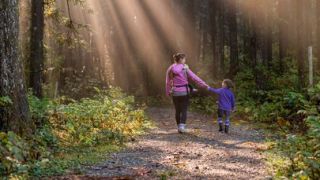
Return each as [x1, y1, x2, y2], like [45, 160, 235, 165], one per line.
[166, 63, 208, 96]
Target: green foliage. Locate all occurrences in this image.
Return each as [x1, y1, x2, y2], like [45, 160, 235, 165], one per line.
[190, 95, 217, 114]
[274, 116, 320, 179]
[0, 96, 13, 107]
[50, 88, 148, 146]
[0, 88, 150, 178]
[28, 93, 54, 125]
[0, 131, 31, 178]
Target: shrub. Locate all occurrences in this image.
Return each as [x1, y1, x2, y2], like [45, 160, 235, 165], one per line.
[190, 95, 217, 114]
[0, 87, 150, 178]
[276, 116, 320, 179]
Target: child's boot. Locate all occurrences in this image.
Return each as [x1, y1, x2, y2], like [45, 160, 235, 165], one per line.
[218, 117, 223, 132]
[224, 125, 229, 134]
[225, 118, 230, 133]
[218, 123, 223, 132]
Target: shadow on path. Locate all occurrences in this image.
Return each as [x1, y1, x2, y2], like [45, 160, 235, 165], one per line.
[49, 107, 268, 180]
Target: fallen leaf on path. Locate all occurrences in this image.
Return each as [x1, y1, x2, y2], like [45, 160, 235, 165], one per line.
[132, 167, 152, 176]
[173, 162, 187, 168]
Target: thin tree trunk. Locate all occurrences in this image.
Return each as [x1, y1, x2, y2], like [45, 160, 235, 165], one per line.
[262, 0, 272, 69]
[209, 0, 218, 79]
[29, 0, 44, 98]
[248, 1, 259, 88]
[317, 0, 320, 72]
[218, 0, 225, 77]
[296, 0, 306, 89]
[0, 0, 32, 134]
[228, 0, 238, 78]
[278, 0, 289, 73]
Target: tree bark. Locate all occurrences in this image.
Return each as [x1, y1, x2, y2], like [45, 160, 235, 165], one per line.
[228, 0, 238, 78]
[218, 0, 225, 77]
[0, 0, 32, 134]
[29, 0, 44, 98]
[278, 0, 289, 73]
[317, 0, 320, 72]
[296, 0, 306, 89]
[262, 0, 272, 69]
[248, 0, 259, 88]
[209, 0, 218, 78]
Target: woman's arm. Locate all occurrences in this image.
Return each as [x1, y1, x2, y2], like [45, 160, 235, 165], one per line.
[187, 69, 209, 89]
[165, 65, 174, 96]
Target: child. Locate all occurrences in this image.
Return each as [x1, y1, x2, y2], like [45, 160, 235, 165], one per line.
[207, 79, 235, 133]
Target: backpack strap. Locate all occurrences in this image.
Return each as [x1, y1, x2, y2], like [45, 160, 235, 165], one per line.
[170, 64, 191, 95]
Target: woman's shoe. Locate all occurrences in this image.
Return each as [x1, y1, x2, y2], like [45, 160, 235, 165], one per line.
[178, 124, 187, 133]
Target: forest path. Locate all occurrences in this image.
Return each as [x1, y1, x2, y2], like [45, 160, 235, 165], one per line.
[60, 107, 268, 180]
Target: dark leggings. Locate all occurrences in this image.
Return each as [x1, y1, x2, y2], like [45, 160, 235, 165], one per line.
[217, 109, 231, 126]
[172, 95, 189, 125]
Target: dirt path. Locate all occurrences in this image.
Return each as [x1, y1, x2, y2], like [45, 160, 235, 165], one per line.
[59, 107, 268, 180]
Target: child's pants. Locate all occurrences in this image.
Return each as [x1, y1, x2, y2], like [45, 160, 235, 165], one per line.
[217, 109, 231, 126]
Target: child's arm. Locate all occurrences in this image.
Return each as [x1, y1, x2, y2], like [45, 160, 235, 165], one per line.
[207, 87, 222, 94]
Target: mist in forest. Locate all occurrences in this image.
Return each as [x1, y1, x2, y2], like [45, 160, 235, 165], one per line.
[44, 0, 202, 96]
[18, 0, 320, 97]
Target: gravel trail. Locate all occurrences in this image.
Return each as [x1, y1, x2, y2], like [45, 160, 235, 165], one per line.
[52, 107, 268, 180]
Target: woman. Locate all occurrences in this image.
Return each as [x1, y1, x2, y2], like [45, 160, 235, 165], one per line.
[166, 53, 209, 133]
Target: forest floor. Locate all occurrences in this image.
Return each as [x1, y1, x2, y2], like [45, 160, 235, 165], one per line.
[51, 107, 269, 180]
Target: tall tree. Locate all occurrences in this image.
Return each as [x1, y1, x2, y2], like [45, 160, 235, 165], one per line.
[210, 0, 225, 76]
[209, 0, 218, 78]
[227, 0, 238, 78]
[218, 0, 226, 77]
[183, 0, 199, 70]
[317, 0, 320, 71]
[247, 0, 260, 88]
[262, 0, 272, 69]
[278, 0, 289, 73]
[29, 0, 45, 98]
[0, 0, 32, 134]
[296, 0, 306, 88]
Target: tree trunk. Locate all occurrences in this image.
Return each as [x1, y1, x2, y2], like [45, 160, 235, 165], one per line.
[0, 0, 32, 134]
[209, 0, 218, 79]
[248, 1, 259, 88]
[317, 0, 320, 72]
[29, 0, 44, 98]
[218, 0, 225, 77]
[262, 0, 272, 69]
[278, 0, 289, 73]
[228, 0, 238, 78]
[296, 0, 306, 89]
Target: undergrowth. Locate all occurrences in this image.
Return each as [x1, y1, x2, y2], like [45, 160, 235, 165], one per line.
[0, 88, 151, 179]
